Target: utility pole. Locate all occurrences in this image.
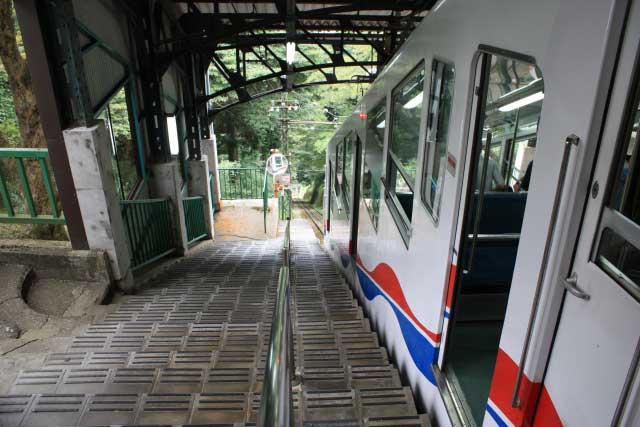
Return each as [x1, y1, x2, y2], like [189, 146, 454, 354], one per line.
[282, 93, 289, 156]
[268, 93, 299, 156]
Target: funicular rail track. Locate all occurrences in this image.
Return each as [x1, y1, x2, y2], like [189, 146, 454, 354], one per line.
[294, 201, 323, 235]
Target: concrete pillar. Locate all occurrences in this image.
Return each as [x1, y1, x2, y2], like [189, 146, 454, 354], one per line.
[187, 156, 214, 238]
[201, 137, 221, 211]
[149, 161, 189, 255]
[63, 121, 134, 291]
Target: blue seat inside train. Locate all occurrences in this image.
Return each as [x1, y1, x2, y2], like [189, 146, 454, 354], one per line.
[462, 192, 528, 294]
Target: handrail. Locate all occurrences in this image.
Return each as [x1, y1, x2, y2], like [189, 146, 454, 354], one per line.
[284, 220, 291, 260]
[279, 188, 292, 221]
[510, 134, 579, 408]
[259, 217, 293, 427]
[467, 131, 492, 273]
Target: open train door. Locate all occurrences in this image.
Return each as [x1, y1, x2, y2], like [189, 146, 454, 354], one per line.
[349, 134, 362, 258]
[539, 4, 640, 425]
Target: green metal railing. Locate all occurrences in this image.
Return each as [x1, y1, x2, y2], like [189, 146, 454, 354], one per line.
[219, 167, 265, 199]
[0, 148, 65, 225]
[209, 172, 216, 213]
[121, 198, 175, 270]
[183, 196, 208, 245]
[279, 189, 292, 221]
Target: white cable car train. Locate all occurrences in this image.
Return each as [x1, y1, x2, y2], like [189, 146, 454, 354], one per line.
[322, 0, 640, 425]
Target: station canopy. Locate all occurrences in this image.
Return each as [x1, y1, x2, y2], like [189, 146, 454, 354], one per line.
[170, 1, 435, 112]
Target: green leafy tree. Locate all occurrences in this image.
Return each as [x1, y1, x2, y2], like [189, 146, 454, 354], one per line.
[0, 1, 65, 239]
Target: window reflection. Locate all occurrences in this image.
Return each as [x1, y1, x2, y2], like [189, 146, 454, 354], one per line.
[335, 141, 343, 197]
[344, 135, 353, 208]
[363, 99, 386, 229]
[422, 60, 455, 222]
[97, 86, 140, 199]
[595, 97, 640, 295]
[597, 228, 640, 289]
[478, 57, 543, 193]
[385, 63, 425, 238]
[389, 65, 425, 186]
[610, 109, 640, 225]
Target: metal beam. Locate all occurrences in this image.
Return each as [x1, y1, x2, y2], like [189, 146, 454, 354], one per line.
[203, 60, 377, 103]
[195, 54, 212, 140]
[134, 0, 173, 163]
[172, 4, 426, 48]
[182, 53, 202, 160]
[50, 0, 94, 127]
[191, 34, 386, 53]
[14, 0, 89, 249]
[171, 0, 432, 9]
[208, 77, 371, 116]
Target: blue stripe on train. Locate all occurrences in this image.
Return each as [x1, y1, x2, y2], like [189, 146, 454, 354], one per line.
[486, 403, 510, 427]
[356, 266, 438, 385]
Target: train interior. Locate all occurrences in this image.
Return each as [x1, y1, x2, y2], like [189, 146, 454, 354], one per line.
[444, 54, 544, 424]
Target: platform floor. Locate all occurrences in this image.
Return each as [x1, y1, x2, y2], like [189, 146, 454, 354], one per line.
[0, 219, 429, 426]
[214, 199, 278, 241]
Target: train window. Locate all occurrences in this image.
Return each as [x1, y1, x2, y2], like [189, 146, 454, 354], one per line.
[344, 134, 353, 211]
[385, 63, 426, 241]
[422, 60, 455, 222]
[363, 99, 386, 229]
[335, 140, 343, 197]
[594, 86, 640, 296]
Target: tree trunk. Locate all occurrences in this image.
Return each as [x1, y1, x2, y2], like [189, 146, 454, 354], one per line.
[228, 140, 238, 162]
[0, 0, 65, 240]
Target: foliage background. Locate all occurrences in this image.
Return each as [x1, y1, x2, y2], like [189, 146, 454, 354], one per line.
[211, 44, 372, 204]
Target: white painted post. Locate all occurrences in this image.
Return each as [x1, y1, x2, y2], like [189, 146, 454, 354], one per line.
[149, 161, 189, 255]
[201, 137, 221, 211]
[187, 156, 214, 238]
[63, 120, 134, 292]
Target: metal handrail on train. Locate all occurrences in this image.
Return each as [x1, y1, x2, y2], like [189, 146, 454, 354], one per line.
[510, 134, 579, 408]
[258, 217, 294, 427]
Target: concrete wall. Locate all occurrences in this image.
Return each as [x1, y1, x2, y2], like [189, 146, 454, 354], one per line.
[149, 161, 189, 254]
[187, 157, 214, 238]
[201, 138, 221, 211]
[63, 121, 134, 291]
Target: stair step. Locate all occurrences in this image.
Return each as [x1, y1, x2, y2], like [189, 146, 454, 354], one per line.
[13, 363, 405, 395]
[0, 232, 433, 426]
[0, 389, 429, 427]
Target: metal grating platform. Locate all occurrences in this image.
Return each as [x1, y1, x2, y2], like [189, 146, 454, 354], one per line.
[0, 223, 429, 426]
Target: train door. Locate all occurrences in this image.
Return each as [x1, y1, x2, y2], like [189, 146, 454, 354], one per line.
[539, 6, 640, 425]
[442, 50, 544, 425]
[349, 135, 362, 257]
[325, 160, 331, 232]
[330, 134, 355, 267]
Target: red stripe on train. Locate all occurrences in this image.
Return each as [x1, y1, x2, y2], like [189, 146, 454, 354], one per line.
[489, 349, 562, 427]
[445, 264, 457, 309]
